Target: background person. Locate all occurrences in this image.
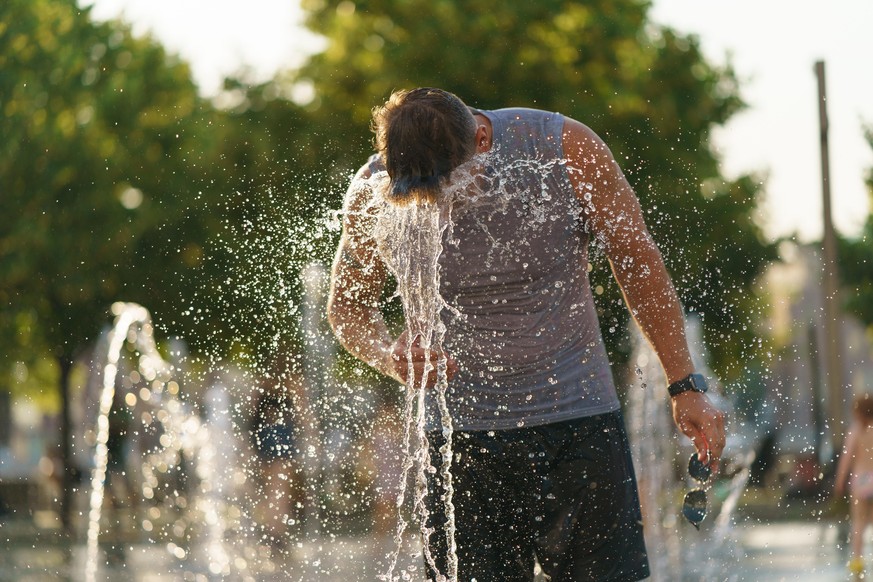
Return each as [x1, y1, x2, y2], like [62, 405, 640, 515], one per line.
[835, 393, 873, 579]
[250, 356, 305, 551]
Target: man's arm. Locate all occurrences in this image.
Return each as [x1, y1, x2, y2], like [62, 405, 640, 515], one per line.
[327, 169, 459, 387]
[327, 170, 403, 383]
[563, 118, 725, 462]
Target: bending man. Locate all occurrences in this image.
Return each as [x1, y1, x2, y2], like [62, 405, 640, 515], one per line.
[327, 87, 725, 582]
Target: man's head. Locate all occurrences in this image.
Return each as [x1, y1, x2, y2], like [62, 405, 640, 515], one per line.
[371, 88, 478, 205]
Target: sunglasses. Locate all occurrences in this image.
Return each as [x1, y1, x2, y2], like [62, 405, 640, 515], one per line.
[682, 453, 712, 530]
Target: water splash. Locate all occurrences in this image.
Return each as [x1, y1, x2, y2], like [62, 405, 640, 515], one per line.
[627, 315, 756, 581]
[364, 172, 458, 582]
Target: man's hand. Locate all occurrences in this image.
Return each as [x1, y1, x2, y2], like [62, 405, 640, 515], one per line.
[389, 329, 459, 388]
[671, 391, 725, 468]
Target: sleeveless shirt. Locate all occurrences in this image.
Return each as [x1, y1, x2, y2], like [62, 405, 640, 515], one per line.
[367, 108, 620, 431]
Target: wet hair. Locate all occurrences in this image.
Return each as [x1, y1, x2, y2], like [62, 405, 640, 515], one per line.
[855, 393, 873, 426]
[371, 88, 477, 205]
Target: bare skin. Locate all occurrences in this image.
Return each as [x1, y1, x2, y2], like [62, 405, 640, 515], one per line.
[836, 419, 873, 565]
[562, 117, 725, 464]
[327, 112, 725, 466]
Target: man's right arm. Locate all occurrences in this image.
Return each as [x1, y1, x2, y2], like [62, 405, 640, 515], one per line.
[326, 170, 404, 383]
[327, 168, 461, 388]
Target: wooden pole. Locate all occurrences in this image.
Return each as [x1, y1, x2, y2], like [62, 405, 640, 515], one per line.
[814, 60, 846, 453]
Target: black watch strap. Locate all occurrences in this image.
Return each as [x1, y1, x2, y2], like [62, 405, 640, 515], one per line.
[668, 373, 708, 397]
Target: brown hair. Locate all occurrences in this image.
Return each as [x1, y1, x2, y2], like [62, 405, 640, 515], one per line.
[855, 393, 873, 426]
[371, 88, 477, 205]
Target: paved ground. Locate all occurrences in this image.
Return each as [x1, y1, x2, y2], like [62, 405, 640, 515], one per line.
[732, 521, 849, 581]
[0, 517, 860, 581]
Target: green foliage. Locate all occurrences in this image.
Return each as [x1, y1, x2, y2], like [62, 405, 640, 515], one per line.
[838, 127, 873, 328]
[296, 0, 777, 381]
[0, 1, 344, 385]
[0, 0, 209, 377]
[0, 0, 785, 396]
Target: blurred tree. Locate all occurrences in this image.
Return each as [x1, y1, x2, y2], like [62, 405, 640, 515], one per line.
[0, 0, 218, 530]
[838, 127, 873, 327]
[176, 77, 344, 367]
[294, 0, 778, 381]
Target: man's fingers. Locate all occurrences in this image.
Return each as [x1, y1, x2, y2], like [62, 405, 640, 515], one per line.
[708, 409, 726, 460]
[698, 414, 726, 470]
[674, 392, 726, 469]
[698, 434, 710, 463]
[446, 357, 459, 379]
[685, 427, 708, 462]
[391, 332, 458, 387]
[685, 422, 717, 466]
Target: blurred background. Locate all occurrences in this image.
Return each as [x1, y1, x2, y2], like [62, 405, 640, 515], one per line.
[1, 0, 872, 580]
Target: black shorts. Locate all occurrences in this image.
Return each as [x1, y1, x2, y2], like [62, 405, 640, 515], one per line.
[254, 423, 296, 462]
[426, 411, 649, 582]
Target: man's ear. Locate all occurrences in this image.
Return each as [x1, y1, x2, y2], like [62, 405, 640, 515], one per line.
[475, 125, 489, 152]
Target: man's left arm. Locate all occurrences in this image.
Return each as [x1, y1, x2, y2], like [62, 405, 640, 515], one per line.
[562, 118, 725, 463]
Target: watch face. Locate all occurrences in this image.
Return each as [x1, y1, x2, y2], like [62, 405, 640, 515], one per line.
[668, 373, 708, 397]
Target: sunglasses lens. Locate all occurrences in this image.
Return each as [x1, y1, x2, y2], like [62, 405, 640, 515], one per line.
[682, 489, 707, 529]
[688, 454, 712, 483]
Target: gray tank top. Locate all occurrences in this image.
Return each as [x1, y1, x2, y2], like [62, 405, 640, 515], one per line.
[365, 108, 620, 431]
[433, 108, 619, 431]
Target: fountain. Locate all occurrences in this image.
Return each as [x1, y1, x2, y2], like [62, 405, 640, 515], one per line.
[81, 302, 259, 581]
[626, 314, 757, 581]
[84, 302, 173, 582]
[77, 291, 416, 581]
[71, 148, 762, 582]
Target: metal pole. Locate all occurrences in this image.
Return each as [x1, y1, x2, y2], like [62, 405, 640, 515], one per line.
[814, 60, 846, 451]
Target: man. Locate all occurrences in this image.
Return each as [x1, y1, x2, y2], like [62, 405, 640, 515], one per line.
[327, 87, 725, 581]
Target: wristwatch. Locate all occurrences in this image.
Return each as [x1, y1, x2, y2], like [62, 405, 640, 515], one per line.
[668, 373, 708, 397]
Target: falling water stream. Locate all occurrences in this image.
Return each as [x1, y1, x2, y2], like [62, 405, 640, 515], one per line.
[84, 302, 174, 582]
[367, 173, 459, 582]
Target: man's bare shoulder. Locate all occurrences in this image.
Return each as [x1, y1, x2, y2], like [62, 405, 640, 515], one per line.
[561, 117, 610, 160]
[339, 161, 387, 267]
[344, 163, 381, 215]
